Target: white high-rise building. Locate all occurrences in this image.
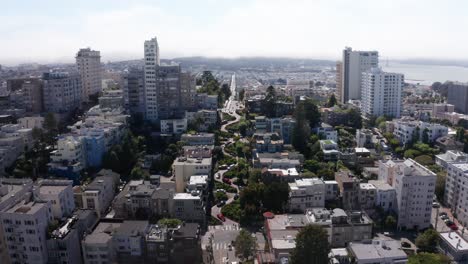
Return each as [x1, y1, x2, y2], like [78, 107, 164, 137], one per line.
[76, 48, 102, 102]
[144, 37, 161, 122]
[0, 201, 53, 264]
[339, 47, 379, 104]
[361, 68, 404, 118]
[382, 159, 436, 230]
[444, 162, 468, 226]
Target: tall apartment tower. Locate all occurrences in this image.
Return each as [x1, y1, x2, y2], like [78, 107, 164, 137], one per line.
[144, 37, 161, 122]
[361, 68, 404, 118]
[335, 61, 343, 103]
[447, 83, 468, 114]
[340, 47, 379, 104]
[123, 68, 145, 117]
[76, 48, 102, 103]
[42, 72, 81, 114]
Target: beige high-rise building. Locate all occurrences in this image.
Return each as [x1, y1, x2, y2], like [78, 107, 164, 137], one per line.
[336, 61, 343, 103]
[76, 48, 102, 103]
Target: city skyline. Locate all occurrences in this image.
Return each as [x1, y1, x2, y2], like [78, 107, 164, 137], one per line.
[3, 0, 468, 65]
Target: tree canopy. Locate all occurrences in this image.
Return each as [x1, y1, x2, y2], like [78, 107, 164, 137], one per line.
[415, 229, 439, 253]
[234, 229, 256, 260]
[290, 224, 330, 264]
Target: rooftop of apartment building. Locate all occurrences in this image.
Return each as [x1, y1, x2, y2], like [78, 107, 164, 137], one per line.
[6, 200, 48, 215]
[39, 185, 69, 195]
[173, 193, 202, 200]
[84, 221, 121, 244]
[188, 175, 208, 185]
[289, 178, 324, 190]
[115, 220, 148, 237]
[173, 156, 212, 166]
[172, 223, 199, 239]
[449, 162, 468, 173]
[436, 150, 468, 163]
[368, 180, 394, 191]
[359, 183, 376, 190]
[265, 168, 299, 177]
[440, 232, 468, 251]
[396, 159, 436, 177]
[349, 239, 407, 262]
[183, 146, 213, 158]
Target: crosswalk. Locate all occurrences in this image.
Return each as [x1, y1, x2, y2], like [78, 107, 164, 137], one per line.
[212, 242, 231, 250]
[208, 225, 240, 231]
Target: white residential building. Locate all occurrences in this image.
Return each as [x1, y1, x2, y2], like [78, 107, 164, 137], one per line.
[358, 183, 377, 210]
[82, 221, 121, 264]
[288, 178, 326, 212]
[339, 47, 379, 103]
[76, 48, 102, 102]
[173, 157, 212, 193]
[356, 129, 373, 148]
[180, 133, 215, 146]
[368, 180, 396, 212]
[50, 136, 86, 169]
[37, 180, 75, 219]
[392, 159, 436, 230]
[392, 120, 448, 145]
[18, 116, 44, 129]
[160, 118, 187, 134]
[348, 239, 408, 264]
[81, 172, 118, 217]
[144, 37, 160, 122]
[173, 193, 206, 224]
[324, 180, 339, 201]
[361, 68, 404, 118]
[435, 150, 468, 169]
[0, 201, 53, 264]
[445, 162, 468, 226]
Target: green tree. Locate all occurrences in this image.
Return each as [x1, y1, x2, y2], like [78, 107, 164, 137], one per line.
[262, 182, 289, 213]
[290, 225, 330, 264]
[303, 160, 321, 173]
[157, 218, 182, 228]
[239, 89, 245, 101]
[456, 127, 465, 142]
[317, 168, 335, 181]
[415, 229, 439, 253]
[292, 101, 311, 154]
[302, 99, 321, 128]
[262, 86, 277, 118]
[422, 128, 430, 144]
[234, 229, 256, 260]
[376, 115, 387, 126]
[384, 215, 397, 230]
[130, 165, 146, 180]
[327, 94, 337, 107]
[435, 173, 446, 201]
[408, 253, 450, 264]
[43, 112, 57, 132]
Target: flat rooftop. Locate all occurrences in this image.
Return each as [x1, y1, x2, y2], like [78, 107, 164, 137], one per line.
[368, 180, 394, 191]
[440, 232, 468, 251]
[6, 201, 48, 215]
[39, 185, 68, 195]
[359, 183, 376, 190]
[349, 240, 407, 261]
[84, 222, 121, 244]
[174, 193, 201, 200]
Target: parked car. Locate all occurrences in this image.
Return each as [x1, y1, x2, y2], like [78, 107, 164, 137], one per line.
[450, 224, 459, 231]
[234, 194, 239, 200]
[219, 165, 228, 170]
[439, 212, 448, 217]
[445, 220, 454, 226]
[216, 189, 226, 193]
[441, 215, 449, 221]
[217, 200, 226, 207]
[432, 202, 440, 208]
[217, 213, 226, 222]
[223, 178, 232, 184]
[215, 173, 221, 179]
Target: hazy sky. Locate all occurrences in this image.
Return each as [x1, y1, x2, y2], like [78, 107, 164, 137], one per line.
[2, 0, 468, 65]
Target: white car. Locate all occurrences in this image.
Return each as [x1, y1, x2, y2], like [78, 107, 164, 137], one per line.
[216, 189, 226, 193]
